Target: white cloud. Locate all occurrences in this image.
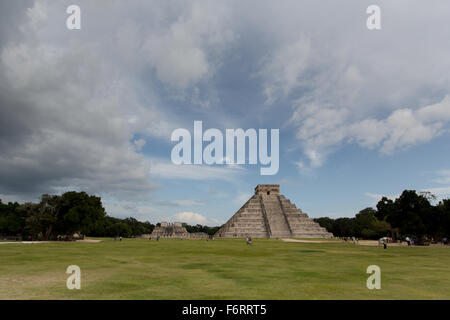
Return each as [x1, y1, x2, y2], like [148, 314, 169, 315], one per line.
[294, 95, 450, 169]
[420, 187, 450, 198]
[166, 211, 222, 226]
[353, 96, 450, 154]
[26, 0, 48, 31]
[252, 1, 450, 171]
[133, 138, 146, 151]
[262, 37, 311, 104]
[145, 32, 209, 89]
[156, 199, 204, 207]
[149, 158, 245, 182]
[143, 1, 233, 89]
[170, 211, 207, 225]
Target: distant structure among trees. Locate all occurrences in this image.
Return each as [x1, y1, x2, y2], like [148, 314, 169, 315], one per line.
[2, 189, 449, 242]
[0, 191, 218, 240]
[148, 222, 208, 238]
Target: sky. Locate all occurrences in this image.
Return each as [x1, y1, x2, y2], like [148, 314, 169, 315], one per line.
[1, 0, 450, 226]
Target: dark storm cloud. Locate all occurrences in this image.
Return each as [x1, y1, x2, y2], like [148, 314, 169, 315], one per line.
[0, 1, 33, 45]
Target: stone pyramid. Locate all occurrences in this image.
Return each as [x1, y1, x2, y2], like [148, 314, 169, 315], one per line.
[215, 184, 333, 238]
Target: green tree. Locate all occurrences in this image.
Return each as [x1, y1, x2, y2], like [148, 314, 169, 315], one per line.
[376, 190, 432, 238]
[354, 208, 377, 237]
[109, 222, 132, 237]
[124, 217, 145, 236]
[25, 195, 60, 240]
[332, 218, 355, 237]
[313, 217, 334, 234]
[57, 191, 106, 236]
[0, 201, 25, 236]
[436, 199, 450, 238]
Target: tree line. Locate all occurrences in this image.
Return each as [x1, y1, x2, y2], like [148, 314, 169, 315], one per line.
[4, 189, 449, 241]
[181, 223, 220, 236]
[0, 191, 212, 240]
[314, 190, 450, 241]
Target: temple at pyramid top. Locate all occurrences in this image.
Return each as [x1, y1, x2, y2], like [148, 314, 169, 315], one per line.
[255, 184, 280, 195]
[215, 184, 333, 239]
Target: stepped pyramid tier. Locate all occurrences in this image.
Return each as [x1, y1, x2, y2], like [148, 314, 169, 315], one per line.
[215, 185, 333, 239]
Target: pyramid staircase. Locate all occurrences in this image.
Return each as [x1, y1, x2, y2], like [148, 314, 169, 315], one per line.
[215, 185, 333, 239]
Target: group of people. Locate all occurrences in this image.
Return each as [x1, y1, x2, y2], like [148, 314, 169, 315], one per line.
[114, 236, 122, 241]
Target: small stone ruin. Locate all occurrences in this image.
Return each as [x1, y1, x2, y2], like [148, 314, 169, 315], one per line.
[149, 222, 207, 239]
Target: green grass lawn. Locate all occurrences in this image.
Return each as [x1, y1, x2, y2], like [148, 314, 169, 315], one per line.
[0, 238, 449, 299]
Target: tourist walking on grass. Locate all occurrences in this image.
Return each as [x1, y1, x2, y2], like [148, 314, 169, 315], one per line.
[406, 236, 411, 246]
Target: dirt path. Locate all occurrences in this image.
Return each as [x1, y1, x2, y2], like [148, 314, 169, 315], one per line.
[280, 238, 409, 247]
[280, 238, 334, 243]
[0, 241, 50, 245]
[0, 239, 102, 245]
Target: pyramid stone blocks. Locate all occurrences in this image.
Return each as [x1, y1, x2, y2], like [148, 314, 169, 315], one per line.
[215, 184, 333, 239]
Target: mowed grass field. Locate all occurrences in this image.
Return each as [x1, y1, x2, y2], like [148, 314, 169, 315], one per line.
[0, 238, 449, 299]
